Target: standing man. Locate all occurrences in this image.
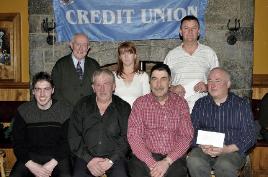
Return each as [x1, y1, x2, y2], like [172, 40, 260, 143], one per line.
[187, 67, 256, 177]
[164, 15, 219, 112]
[52, 33, 100, 107]
[127, 63, 193, 177]
[69, 69, 131, 177]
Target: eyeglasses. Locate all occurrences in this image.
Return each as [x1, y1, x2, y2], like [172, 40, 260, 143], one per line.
[208, 79, 224, 83]
[34, 87, 52, 93]
[73, 42, 89, 48]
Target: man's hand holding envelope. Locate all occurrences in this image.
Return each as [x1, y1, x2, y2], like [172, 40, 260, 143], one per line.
[197, 130, 239, 157]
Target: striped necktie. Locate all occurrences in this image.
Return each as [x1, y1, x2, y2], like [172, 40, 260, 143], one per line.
[76, 61, 83, 80]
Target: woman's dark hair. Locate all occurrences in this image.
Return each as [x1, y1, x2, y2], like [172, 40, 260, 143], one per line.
[116, 41, 140, 78]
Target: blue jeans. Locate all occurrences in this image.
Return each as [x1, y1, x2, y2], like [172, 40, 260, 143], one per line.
[186, 147, 246, 177]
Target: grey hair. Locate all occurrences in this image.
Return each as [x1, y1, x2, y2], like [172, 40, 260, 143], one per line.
[92, 69, 115, 84]
[209, 67, 231, 82]
[71, 33, 89, 43]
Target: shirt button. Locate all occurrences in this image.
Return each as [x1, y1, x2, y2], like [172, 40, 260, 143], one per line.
[98, 141, 102, 145]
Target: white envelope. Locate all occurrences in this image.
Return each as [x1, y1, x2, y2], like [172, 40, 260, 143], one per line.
[196, 130, 225, 148]
[183, 80, 199, 99]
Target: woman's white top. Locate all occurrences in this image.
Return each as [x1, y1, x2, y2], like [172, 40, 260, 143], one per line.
[114, 72, 150, 107]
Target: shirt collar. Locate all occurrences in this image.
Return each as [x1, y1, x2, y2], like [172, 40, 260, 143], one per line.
[91, 94, 118, 113]
[72, 54, 85, 66]
[179, 42, 201, 54]
[208, 92, 233, 106]
[150, 91, 174, 106]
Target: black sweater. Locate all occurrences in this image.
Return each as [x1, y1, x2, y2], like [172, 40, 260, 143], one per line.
[12, 100, 72, 163]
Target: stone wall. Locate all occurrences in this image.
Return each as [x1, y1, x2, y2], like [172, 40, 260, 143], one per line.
[29, 0, 254, 97]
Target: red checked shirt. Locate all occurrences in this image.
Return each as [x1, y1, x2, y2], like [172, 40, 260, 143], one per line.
[127, 92, 193, 168]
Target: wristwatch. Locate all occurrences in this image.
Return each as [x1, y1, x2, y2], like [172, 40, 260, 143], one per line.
[108, 159, 114, 165]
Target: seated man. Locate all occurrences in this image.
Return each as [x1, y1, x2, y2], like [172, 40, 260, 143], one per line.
[127, 63, 194, 177]
[187, 67, 256, 177]
[69, 69, 131, 177]
[10, 72, 72, 177]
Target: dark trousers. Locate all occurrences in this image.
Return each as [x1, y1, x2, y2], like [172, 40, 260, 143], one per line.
[73, 157, 129, 177]
[128, 153, 187, 177]
[9, 154, 71, 177]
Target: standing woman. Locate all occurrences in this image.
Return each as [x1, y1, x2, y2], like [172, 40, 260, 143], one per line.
[114, 42, 150, 107]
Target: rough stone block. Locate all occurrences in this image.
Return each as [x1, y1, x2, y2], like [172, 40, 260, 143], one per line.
[207, 0, 239, 17]
[136, 45, 151, 61]
[206, 29, 226, 43]
[90, 42, 117, 54]
[43, 63, 55, 74]
[29, 0, 53, 15]
[44, 49, 64, 63]
[239, 27, 254, 41]
[212, 41, 240, 61]
[221, 60, 251, 90]
[150, 46, 169, 62]
[150, 39, 180, 51]
[240, 0, 254, 27]
[240, 41, 253, 66]
[30, 34, 51, 49]
[91, 48, 117, 66]
[29, 15, 42, 33]
[30, 49, 44, 76]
